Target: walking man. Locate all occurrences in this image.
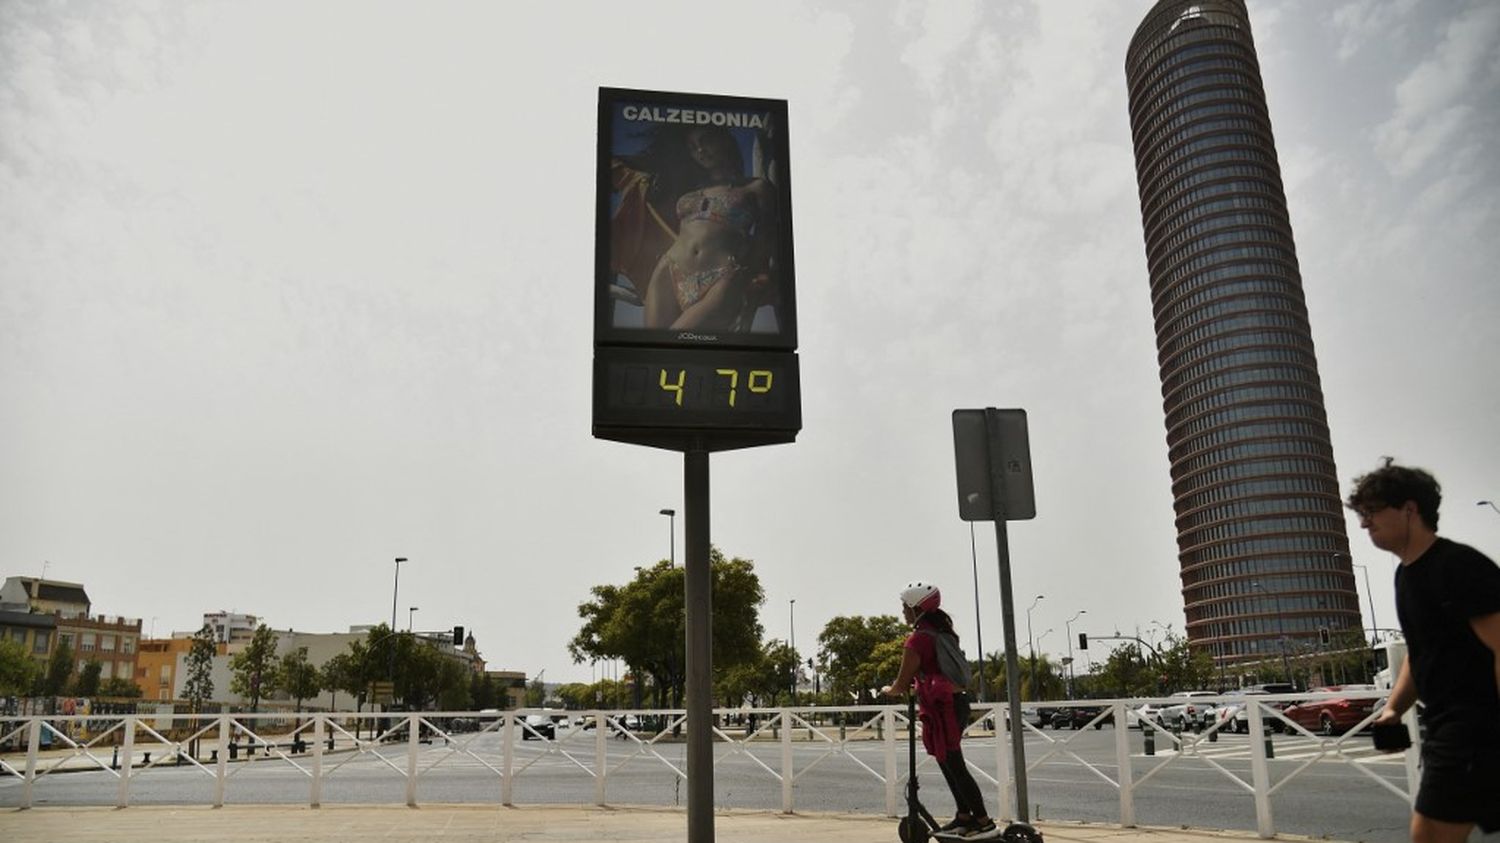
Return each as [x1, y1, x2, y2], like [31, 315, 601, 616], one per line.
[1350, 460, 1500, 841]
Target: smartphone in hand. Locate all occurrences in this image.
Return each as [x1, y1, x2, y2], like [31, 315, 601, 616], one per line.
[1372, 722, 1412, 751]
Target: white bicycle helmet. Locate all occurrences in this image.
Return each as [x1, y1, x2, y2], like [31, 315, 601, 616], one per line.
[900, 581, 941, 613]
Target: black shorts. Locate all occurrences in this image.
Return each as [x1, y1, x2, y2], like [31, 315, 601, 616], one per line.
[1416, 723, 1500, 832]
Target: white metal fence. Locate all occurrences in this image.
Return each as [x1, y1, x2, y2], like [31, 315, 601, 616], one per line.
[0, 692, 1417, 839]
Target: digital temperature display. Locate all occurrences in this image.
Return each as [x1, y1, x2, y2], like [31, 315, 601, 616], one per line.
[593, 347, 801, 448]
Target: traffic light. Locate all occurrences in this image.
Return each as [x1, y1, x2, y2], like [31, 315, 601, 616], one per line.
[452, 626, 465, 645]
[1078, 633, 1088, 650]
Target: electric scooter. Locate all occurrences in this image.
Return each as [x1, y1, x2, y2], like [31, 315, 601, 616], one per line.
[896, 694, 1046, 843]
[898, 693, 941, 843]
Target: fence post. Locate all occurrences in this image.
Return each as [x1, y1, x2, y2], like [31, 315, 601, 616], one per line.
[781, 708, 794, 813]
[594, 711, 607, 806]
[22, 717, 41, 808]
[405, 714, 420, 807]
[115, 715, 135, 808]
[1246, 701, 1274, 837]
[310, 715, 324, 808]
[214, 716, 229, 807]
[1401, 707, 1420, 805]
[884, 706, 898, 817]
[501, 712, 515, 806]
[993, 705, 1012, 821]
[1113, 701, 1135, 827]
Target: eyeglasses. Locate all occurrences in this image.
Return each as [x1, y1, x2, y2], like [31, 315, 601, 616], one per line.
[1354, 504, 1389, 521]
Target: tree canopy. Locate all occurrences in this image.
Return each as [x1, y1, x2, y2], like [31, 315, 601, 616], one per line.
[183, 624, 217, 711]
[0, 638, 38, 696]
[816, 614, 906, 704]
[229, 624, 279, 711]
[569, 548, 765, 707]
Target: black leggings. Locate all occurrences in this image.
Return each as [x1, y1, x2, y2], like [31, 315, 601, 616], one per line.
[936, 747, 988, 819]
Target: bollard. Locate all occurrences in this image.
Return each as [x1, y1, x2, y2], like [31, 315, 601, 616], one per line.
[840, 723, 846, 741]
[1143, 723, 1156, 756]
[1263, 723, 1275, 759]
[327, 736, 335, 751]
[210, 750, 218, 762]
[1209, 724, 1218, 743]
[142, 751, 151, 765]
[229, 741, 238, 761]
[112, 747, 119, 769]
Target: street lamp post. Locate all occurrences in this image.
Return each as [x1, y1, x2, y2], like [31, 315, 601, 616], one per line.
[408, 606, 419, 632]
[389, 557, 407, 701]
[1478, 500, 1500, 516]
[390, 557, 406, 636]
[1026, 594, 1044, 699]
[660, 508, 677, 566]
[788, 599, 796, 700]
[1252, 580, 1292, 684]
[969, 520, 985, 701]
[1350, 562, 1378, 647]
[1064, 610, 1086, 699]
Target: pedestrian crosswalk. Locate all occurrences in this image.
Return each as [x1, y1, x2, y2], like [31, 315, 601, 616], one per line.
[1139, 732, 1405, 765]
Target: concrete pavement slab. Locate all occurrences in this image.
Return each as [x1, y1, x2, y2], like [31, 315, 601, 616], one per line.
[0, 804, 1348, 842]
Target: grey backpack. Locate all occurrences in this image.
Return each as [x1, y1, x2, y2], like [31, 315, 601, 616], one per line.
[922, 628, 972, 689]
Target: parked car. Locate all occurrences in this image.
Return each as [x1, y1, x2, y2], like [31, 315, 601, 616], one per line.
[1282, 685, 1379, 736]
[983, 706, 1045, 731]
[1129, 701, 1162, 730]
[1049, 705, 1112, 730]
[1216, 683, 1296, 733]
[521, 714, 555, 740]
[1159, 691, 1220, 730]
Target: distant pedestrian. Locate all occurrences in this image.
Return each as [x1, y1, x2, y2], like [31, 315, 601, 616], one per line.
[1350, 460, 1500, 842]
[881, 582, 997, 840]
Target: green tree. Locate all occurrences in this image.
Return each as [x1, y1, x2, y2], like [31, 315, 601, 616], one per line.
[1156, 633, 1215, 692]
[277, 646, 321, 711]
[1018, 652, 1065, 701]
[717, 638, 801, 708]
[320, 652, 362, 711]
[1097, 642, 1155, 697]
[75, 659, 103, 696]
[183, 624, 217, 712]
[434, 663, 472, 711]
[556, 682, 593, 709]
[470, 673, 499, 710]
[229, 624, 279, 711]
[42, 639, 73, 696]
[816, 614, 906, 704]
[99, 676, 142, 698]
[526, 676, 547, 707]
[569, 548, 766, 709]
[0, 638, 39, 696]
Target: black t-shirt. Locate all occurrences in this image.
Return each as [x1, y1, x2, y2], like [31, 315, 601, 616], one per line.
[1395, 537, 1500, 726]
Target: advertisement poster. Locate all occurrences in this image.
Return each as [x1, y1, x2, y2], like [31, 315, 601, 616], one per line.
[595, 88, 796, 350]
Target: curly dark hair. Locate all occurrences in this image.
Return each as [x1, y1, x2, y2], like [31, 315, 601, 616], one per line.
[1346, 458, 1442, 530]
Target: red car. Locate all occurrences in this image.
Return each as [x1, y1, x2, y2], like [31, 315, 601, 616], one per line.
[1281, 685, 1379, 736]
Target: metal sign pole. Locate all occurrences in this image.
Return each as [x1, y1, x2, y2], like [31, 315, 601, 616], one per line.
[986, 408, 1030, 824]
[993, 518, 1028, 822]
[683, 447, 713, 843]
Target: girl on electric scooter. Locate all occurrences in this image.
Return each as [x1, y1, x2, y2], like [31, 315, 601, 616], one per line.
[882, 582, 998, 840]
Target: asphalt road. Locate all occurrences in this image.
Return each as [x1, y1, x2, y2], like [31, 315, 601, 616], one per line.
[0, 725, 1414, 842]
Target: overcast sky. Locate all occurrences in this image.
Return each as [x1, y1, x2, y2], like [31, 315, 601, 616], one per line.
[3, 0, 1497, 686]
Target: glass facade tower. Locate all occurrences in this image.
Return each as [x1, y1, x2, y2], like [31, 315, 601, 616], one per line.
[1124, 0, 1363, 669]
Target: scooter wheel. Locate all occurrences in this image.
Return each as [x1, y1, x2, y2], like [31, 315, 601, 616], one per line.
[1001, 821, 1044, 843]
[898, 815, 931, 843]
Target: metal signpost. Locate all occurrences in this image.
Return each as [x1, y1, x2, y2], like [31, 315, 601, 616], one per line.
[593, 87, 800, 843]
[952, 408, 1036, 826]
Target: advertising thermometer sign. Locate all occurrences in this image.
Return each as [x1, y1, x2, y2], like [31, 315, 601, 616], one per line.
[592, 87, 800, 451]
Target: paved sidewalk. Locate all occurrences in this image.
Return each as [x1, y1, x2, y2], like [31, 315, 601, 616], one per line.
[0, 804, 1340, 842]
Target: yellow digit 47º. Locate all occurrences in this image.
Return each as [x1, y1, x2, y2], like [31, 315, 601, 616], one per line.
[659, 368, 686, 406]
[715, 369, 739, 407]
